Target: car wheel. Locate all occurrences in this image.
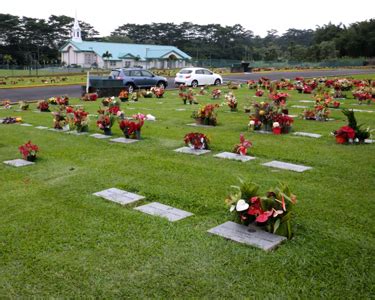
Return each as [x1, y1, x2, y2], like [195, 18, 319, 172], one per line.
[157, 81, 166, 89]
[191, 80, 198, 88]
[214, 79, 221, 86]
[125, 83, 135, 93]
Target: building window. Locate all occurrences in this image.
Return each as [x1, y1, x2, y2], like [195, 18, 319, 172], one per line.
[84, 53, 94, 65]
[125, 61, 131, 68]
[110, 61, 117, 66]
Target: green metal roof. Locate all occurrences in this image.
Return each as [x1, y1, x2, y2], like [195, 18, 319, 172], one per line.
[60, 40, 191, 60]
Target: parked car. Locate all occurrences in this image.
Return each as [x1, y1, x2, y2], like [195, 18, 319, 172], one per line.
[109, 68, 168, 93]
[174, 67, 222, 87]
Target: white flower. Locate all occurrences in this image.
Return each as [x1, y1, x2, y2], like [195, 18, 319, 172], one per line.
[236, 199, 249, 212]
[249, 120, 255, 126]
[348, 138, 353, 143]
[110, 96, 115, 100]
[230, 205, 235, 212]
[273, 122, 280, 128]
[354, 138, 359, 143]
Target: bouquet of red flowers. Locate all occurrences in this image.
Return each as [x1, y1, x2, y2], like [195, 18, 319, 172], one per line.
[192, 104, 219, 126]
[269, 92, 289, 105]
[225, 92, 237, 111]
[255, 89, 264, 97]
[119, 89, 129, 102]
[56, 96, 69, 105]
[97, 108, 115, 135]
[19, 141, 39, 161]
[211, 89, 221, 99]
[226, 180, 297, 239]
[119, 113, 145, 139]
[37, 100, 50, 112]
[72, 108, 89, 132]
[82, 93, 98, 101]
[151, 87, 165, 98]
[233, 134, 252, 155]
[184, 132, 210, 150]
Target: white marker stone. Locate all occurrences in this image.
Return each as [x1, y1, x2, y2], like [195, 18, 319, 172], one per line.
[3, 159, 35, 167]
[293, 132, 322, 138]
[176, 108, 186, 111]
[292, 105, 308, 109]
[214, 152, 256, 162]
[89, 133, 111, 139]
[20, 123, 33, 127]
[187, 123, 215, 128]
[67, 131, 89, 136]
[262, 160, 312, 172]
[93, 188, 145, 205]
[174, 147, 211, 156]
[208, 221, 286, 251]
[364, 139, 373, 144]
[299, 100, 314, 103]
[110, 137, 139, 144]
[134, 202, 193, 222]
[254, 130, 272, 134]
[35, 126, 48, 130]
[352, 109, 374, 113]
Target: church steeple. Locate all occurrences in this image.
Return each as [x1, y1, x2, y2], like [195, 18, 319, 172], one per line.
[71, 14, 82, 43]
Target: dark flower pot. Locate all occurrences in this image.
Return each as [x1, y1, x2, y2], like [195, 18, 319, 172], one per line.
[183, 99, 187, 105]
[26, 155, 37, 162]
[120, 97, 128, 102]
[282, 109, 289, 115]
[104, 128, 112, 136]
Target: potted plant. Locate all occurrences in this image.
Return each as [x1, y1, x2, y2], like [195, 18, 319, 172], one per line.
[119, 113, 145, 139]
[225, 180, 297, 239]
[19, 141, 39, 162]
[211, 89, 221, 99]
[67, 107, 89, 132]
[225, 92, 238, 112]
[191, 104, 219, 126]
[233, 134, 252, 155]
[184, 132, 210, 150]
[97, 108, 115, 135]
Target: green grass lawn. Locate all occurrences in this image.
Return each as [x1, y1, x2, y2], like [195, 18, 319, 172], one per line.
[0, 80, 374, 298]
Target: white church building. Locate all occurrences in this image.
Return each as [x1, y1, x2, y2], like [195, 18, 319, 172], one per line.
[59, 17, 192, 69]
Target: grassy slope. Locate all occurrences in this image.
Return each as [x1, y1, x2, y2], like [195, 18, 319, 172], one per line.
[0, 78, 374, 298]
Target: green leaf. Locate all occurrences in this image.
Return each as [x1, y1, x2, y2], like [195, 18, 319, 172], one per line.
[273, 219, 280, 233]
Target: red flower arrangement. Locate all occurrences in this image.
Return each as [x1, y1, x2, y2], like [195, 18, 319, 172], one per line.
[184, 132, 210, 150]
[56, 96, 69, 105]
[269, 92, 289, 105]
[233, 134, 252, 155]
[225, 92, 237, 111]
[82, 93, 98, 101]
[226, 181, 297, 239]
[151, 87, 165, 98]
[211, 89, 221, 99]
[192, 104, 219, 126]
[119, 113, 145, 139]
[119, 89, 129, 101]
[19, 141, 39, 161]
[37, 100, 50, 112]
[255, 89, 264, 97]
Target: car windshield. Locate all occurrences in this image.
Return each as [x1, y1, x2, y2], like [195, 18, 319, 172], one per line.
[179, 69, 192, 74]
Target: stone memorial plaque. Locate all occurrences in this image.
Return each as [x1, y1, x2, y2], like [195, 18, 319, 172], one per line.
[364, 139, 373, 144]
[262, 160, 312, 172]
[110, 137, 139, 144]
[3, 159, 35, 167]
[299, 100, 314, 103]
[20, 123, 33, 127]
[352, 109, 374, 113]
[93, 188, 145, 205]
[187, 123, 215, 128]
[89, 133, 111, 139]
[176, 108, 186, 111]
[48, 128, 69, 132]
[254, 130, 272, 134]
[134, 202, 193, 222]
[35, 126, 48, 130]
[208, 221, 286, 251]
[214, 152, 256, 162]
[293, 132, 322, 138]
[67, 131, 89, 136]
[291, 105, 308, 109]
[174, 147, 211, 156]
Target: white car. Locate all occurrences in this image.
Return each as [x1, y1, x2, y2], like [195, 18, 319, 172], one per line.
[174, 67, 222, 88]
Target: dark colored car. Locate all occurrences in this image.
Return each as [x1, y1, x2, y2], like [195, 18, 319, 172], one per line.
[109, 68, 168, 93]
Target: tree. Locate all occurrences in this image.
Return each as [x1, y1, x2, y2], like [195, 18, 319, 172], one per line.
[3, 54, 13, 68]
[102, 51, 112, 69]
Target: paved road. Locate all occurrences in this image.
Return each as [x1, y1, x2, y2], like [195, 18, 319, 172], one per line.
[1, 68, 374, 102]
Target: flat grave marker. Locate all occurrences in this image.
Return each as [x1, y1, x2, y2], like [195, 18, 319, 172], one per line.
[110, 137, 139, 144]
[93, 188, 145, 205]
[365, 139, 373, 144]
[262, 160, 312, 172]
[291, 105, 308, 109]
[214, 152, 256, 162]
[89, 133, 111, 139]
[208, 221, 286, 251]
[352, 109, 374, 113]
[134, 202, 193, 222]
[293, 132, 322, 138]
[299, 100, 314, 103]
[35, 126, 48, 130]
[187, 123, 215, 128]
[174, 147, 211, 156]
[254, 130, 272, 134]
[20, 123, 33, 127]
[3, 159, 35, 167]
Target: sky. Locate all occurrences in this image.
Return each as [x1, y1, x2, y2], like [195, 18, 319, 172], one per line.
[2, 0, 374, 37]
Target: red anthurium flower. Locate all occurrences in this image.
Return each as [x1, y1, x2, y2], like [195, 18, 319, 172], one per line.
[256, 210, 273, 223]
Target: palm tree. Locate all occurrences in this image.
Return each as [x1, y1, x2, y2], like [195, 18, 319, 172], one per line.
[3, 54, 13, 69]
[102, 51, 112, 69]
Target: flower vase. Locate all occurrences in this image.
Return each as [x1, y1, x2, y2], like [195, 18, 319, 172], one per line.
[264, 123, 272, 132]
[120, 97, 128, 102]
[335, 136, 346, 144]
[26, 155, 37, 162]
[103, 128, 112, 136]
[272, 127, 282, 135]
[183, 99, 187, 105]
[282, 126, 291, 134]
[135, 130, 141, 140]
[203, 118, 210, 125]
[282, 109, 289, 115]
[78, 125, 88, 133]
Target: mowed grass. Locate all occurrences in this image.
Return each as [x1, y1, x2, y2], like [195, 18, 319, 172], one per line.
[0, 78, 374, 298]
